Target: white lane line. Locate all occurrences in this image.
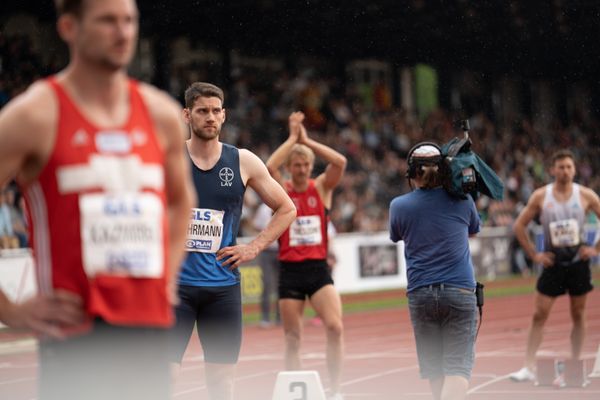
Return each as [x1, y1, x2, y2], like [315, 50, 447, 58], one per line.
[473, 389, 600, 394]
[0, 377, 36, 386]
[341, 364, 418, 387]
[183, 350, 411, 364]
[0, 338, 37, 355]
[0, 362, 37, 369]
[174, 358, 331, 397]
[467, 374, 512, 394]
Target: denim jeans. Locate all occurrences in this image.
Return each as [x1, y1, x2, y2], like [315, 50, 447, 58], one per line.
[408, 284, 477, 380]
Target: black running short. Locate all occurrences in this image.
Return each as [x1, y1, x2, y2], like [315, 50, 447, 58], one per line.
[278, 259, 334, 300]
[536, 259, 594, 297]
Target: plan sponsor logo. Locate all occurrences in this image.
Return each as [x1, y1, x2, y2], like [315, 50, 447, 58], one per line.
[186, 239, 213, 251]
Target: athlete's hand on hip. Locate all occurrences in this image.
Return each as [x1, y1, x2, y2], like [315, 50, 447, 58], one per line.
[532, 251, 555, 268]
[217, 244, 259, 270]
[578, 245, 599, 260]
[3, 290, 85, 339]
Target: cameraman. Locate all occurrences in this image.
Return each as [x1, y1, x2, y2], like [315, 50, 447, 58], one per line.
[389, 143, 480, 400]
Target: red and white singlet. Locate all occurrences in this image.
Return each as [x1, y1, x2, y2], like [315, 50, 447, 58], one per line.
[21, 77, 171, 329]
[278, 179, 328, 262]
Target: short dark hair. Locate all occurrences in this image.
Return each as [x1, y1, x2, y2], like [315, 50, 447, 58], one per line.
[184, 82, 224, 109]
[551, 149, 575, 165]
[54, 0, 86, 17]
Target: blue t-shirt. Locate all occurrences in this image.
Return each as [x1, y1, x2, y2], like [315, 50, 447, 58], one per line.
[179, 143, 245, 287]
[389, 187, 480, 292]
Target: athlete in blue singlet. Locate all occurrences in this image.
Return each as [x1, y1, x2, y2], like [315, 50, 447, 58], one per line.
[169, 82, 296, 400]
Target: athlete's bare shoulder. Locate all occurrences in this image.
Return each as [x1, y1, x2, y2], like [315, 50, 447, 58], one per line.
[0, 80, 58, 184]
[238, 148, 261, 163]
[531, 185, 547, 200]
[238, 148, 267, 178]
[579, 184, 600, 203]
[1, 80, 57, 135]
[136, 82, 186, 146]
[523, 185, 547, 211]
[578, 184, 597, 196]
[137, 83, 182, 124]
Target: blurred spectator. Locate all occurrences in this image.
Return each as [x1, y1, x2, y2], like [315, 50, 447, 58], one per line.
[4, 186, 28, 248]
[0, 186, 19, 249]
[2, 30, 600, 236]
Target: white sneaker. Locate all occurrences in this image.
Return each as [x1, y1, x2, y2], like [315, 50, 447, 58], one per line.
[509, 367, 535, 382]
[258, 321, 272, 329]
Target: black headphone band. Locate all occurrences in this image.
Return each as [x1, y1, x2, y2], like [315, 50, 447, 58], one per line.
[406, 141, 442, 179]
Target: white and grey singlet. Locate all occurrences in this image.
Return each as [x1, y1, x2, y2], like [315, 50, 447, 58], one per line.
[539, 183, 586, 263]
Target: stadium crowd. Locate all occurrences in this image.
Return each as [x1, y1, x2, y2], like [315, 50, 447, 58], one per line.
[170, 62, 600, 236]
[2, 31, 600, 249]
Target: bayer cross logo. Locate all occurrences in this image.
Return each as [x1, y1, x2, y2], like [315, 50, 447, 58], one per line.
[219, 167, 234, 187]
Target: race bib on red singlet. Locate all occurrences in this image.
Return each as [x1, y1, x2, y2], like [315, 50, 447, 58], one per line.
[79, 193, 164, 278]
[289, 215, 322, 247]
[185, 208, 225, 253]
[549, 218, 581, 247]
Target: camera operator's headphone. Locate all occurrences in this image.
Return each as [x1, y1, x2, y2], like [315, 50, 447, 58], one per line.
[406, 141, 443, 179]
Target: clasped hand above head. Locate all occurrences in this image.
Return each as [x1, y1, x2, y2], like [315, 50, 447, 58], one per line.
[288, 111, 309, 143]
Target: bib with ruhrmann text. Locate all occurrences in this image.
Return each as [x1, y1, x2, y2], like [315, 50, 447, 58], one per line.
[185, 208, 225, 253]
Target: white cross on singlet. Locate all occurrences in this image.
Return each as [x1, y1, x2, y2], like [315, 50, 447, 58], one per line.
[57, 154, 164, 194]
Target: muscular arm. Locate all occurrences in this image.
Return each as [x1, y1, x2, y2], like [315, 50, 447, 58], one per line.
[0, 82, 84, 336]
[0, 103, 28, 185]
[513, 189, 554, 266]
[0, 82, 56, 186]
[140, 84, 195, 303]
[217, 149, 296, 269]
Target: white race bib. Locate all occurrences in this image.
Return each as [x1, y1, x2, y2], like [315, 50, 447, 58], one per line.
[80, 193, 164, 278]
[185, 208, 225, 253]
[289, 215, 322, 247]
[549, 218, 581, 247]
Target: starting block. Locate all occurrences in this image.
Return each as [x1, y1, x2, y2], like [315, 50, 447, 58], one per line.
[589, 344, 600, 378]
[271, 371, 326, 400]
[564, 359, 589, 387]
[535, 358, 556, 386]
[535, 358, 590, 388]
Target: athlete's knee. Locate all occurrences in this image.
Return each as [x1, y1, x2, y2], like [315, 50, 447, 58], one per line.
[570, 301, 586, 324]
[532, 309, 550, 326]
[205, 363, 235, 396]
[571, 309, 585, 325]
[324, 319, 343, 338]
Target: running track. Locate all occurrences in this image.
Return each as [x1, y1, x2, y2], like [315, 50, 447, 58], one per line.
[1, 289, 599, 399]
